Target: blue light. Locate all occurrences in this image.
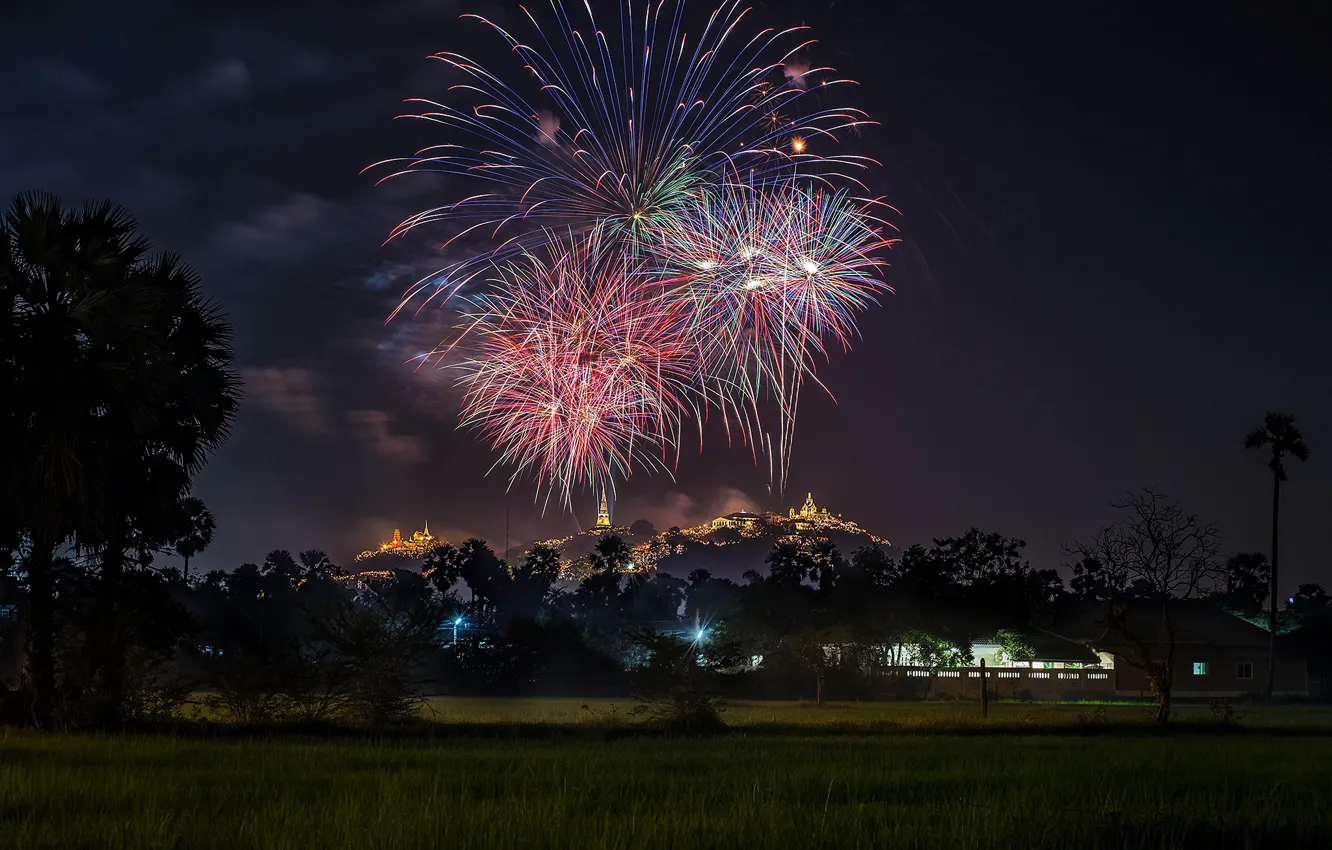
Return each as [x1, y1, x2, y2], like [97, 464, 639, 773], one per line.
[456, 617, 464, 625]
[696, 629, 705, 641]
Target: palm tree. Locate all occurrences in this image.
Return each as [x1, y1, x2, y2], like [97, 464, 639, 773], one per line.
[2, 192, 237, 726]
[85, 251, 237, 726]
[1245, 412, 1310, 700]
[173, 497, 216, 582]
[4, 193, 150, 723]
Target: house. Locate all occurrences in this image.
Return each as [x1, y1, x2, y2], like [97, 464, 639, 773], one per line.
[710, 511, 763, 531]
[1050, 600, 1309, 699]
[971, 630, 1105, 669]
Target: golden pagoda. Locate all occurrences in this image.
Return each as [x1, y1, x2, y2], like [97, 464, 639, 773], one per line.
[355, 522, 442, 561]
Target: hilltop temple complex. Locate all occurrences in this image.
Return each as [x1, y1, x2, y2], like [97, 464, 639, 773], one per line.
[708, 493, 883, 539]
[354, 523, 443, 562]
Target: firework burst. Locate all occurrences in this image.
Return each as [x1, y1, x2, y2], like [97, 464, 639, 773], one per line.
[456, 228, 700, 507]
[368, 0, 877, 314]
[373, 1, 897, 508]
[651, 180, 899, 490]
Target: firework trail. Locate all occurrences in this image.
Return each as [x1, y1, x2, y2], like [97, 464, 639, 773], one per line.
[367, 0, 877, 315]
[456, 227, 701, 508]
[372, 1, 896, 508]
[650, 180, 898, 492]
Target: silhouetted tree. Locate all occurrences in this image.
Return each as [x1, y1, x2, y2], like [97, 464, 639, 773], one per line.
[588, 534, 632, 573]
[1287, 584, 1332, 626]
[1068, 489, 1220, 724]
[297, 549, 340, 580]
[507, 544, 562, 622]
[458, 539, 506, 612]
[1245, 412, 1310, 700]
[2, 192, 237, 726]
[1211, 552, 1270, 617]
[423, 543, 464, 594]
[172, 497, 216, 582]
[684, 569, 739, 629]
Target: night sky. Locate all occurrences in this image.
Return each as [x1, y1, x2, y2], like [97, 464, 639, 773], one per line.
[5, 1, 1329, 588]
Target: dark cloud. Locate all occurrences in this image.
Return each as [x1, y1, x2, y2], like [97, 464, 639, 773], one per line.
[162, 58, 252, 109]
[346, 410, 428, 464]
[25, 60, 106, 100]
[243, 367, 327, 434]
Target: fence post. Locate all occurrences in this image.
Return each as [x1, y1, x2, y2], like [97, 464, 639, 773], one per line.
[980, 657, 989, 719]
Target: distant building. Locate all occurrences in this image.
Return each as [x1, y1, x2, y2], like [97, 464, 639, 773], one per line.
[711, 511, 763, 530]
[595, 491, 611, 529]
[1051, 600, 1309, 698]
[354, 522, 443, 561]
[702, 492, 889, 544]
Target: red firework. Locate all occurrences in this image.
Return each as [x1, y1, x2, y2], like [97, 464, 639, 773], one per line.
[455, 229, 700, 507]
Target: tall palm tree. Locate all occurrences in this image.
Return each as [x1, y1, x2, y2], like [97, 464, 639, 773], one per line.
[4, 193, 150, 724]
[173, 497, 216, 583]
[1245, 412, 1310, 700]
[2, 192, 238, 726]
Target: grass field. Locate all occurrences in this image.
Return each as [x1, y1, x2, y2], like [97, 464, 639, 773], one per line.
[419, 695, 1332, 730]
[5, 700, 1332, 848]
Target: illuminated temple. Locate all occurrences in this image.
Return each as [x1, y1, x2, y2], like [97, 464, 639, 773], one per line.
[354, 522, 443, 561]
[710, 493, 867, 535]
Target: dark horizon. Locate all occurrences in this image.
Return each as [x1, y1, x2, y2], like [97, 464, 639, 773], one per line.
[5, 0, 1328, 586]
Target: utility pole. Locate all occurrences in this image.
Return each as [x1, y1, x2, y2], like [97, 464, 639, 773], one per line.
[980, 657, 989, 719]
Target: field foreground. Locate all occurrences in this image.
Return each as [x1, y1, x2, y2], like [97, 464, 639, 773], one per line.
[4, 700, 1332, 849]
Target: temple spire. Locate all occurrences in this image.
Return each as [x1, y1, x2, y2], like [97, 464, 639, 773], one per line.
[595, 489, 611, 528]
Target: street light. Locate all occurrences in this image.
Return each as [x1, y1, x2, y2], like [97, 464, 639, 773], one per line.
[453, 616, 463, 644]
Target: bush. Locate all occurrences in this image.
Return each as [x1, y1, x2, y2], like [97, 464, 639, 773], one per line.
[319, 603, 436, 727]
[119, 649, 192, 723]
[204, 660, 299, 724]
[1209, 698, 1237, 724]
[631, 632, 727, 735]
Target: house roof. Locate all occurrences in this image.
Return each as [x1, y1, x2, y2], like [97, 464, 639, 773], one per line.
[1050, 599, 1278, 651]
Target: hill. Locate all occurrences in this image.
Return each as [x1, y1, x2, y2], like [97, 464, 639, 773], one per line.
[545, 493, 890, 582]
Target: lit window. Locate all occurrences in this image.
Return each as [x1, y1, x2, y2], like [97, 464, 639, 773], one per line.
[1192, 662, 1208, 676]
[1237, 662, 1253, 680]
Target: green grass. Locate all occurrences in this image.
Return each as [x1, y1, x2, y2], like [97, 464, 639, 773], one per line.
[417, 696, 1332, 731]
[6, 701, 1332, 848]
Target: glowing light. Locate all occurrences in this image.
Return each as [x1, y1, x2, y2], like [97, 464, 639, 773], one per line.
[744, 278, 765, 290]
[791, 136, 806, 154]
[800, 259, 820, 275]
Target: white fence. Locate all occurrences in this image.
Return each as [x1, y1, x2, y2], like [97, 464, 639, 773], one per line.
[878, 666, 1115, 700]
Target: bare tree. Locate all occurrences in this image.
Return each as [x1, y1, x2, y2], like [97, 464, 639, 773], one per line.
[1067, 489, 1220, 724]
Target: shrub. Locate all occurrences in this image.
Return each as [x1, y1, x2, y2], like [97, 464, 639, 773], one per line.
[1209, 698, 1237, 724]
[631, 632, 727, 735]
